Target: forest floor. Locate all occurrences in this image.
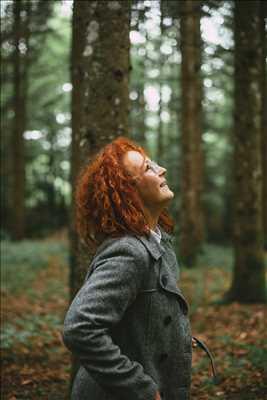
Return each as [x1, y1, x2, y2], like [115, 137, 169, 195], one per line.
[1, 234, 267, 400]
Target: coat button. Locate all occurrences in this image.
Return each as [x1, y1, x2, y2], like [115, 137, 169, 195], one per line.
[164, 315, 172, 325]
[159, 353, 168, 362]
[161, 274, 168, 286]
[180, 303, 188, 315]
[182, 307, 188, 316]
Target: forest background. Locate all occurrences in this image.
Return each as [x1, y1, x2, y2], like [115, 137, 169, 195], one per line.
[1, 0, 267, 399]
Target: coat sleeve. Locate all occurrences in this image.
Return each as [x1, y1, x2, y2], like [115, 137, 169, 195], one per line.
[63, 238, 158, 400]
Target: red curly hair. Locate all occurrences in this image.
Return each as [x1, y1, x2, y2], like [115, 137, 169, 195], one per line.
[75, 136, 174, 247]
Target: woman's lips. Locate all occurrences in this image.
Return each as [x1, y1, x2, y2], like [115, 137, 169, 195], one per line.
[160, 181, 168, 188]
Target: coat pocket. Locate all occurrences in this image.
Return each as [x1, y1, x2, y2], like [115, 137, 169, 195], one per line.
[176, 352, 192, 387]
[71, 367, 109, 400]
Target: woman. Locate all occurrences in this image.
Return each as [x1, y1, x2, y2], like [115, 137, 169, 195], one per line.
[63, 137, 192, 400]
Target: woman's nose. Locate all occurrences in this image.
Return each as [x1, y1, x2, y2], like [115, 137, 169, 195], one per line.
[159, 166, 166, 176]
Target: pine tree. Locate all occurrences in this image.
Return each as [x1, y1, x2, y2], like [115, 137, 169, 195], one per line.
[3, 0, 53, 239]
[179, 0, 205, 266]
[227, 0, 266, 303]
[69, 0, 131, 381]
[11, 0, 31, 240]
[260, 0, 267, 247]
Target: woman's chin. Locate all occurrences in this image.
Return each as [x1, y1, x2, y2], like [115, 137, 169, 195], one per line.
[161, 186, 174, 202]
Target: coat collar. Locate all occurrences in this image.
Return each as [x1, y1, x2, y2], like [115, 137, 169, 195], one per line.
[136, 227, 174, 260]
[160, 227, 174, 243]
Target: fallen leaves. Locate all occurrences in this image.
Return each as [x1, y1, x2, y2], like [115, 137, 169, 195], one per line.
[21, 379, 33, 385]
[1, 255, 70, 399]
[181, 265, 267, 400]
[1, 244, 267, 399]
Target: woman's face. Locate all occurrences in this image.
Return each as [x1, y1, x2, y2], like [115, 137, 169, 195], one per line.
[123, 150, 174, 210]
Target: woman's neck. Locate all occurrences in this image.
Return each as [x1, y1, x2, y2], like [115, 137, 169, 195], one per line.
[143, 207, 161, 231]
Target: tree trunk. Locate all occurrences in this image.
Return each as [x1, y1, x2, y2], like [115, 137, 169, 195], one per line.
[80, 0, 130, 159]
[129, 4, 146, 146]
[157, 2, 164, 163]
[157, 84, 164, 162]
[179, 0, 204, 266]
[260, 0, 267, 247]
[11, 1, 31, 240]
[136, 85, 146, 145]
[70, 0, 130, 298]
[69, 0, 130, 384]
[227, 0, 266, 303]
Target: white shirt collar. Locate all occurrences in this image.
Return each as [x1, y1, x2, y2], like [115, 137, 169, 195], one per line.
[150, 225, 161, 244]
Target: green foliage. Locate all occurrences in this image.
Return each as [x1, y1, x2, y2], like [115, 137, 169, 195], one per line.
[25, 4, 72, 212]
[1, 238, 68, 351]
[196, 244, 233, 270]
[216, 335, 267, 373]
[129, 0, 237, 245]
[1, 1, 72, 235]
[1, 239, 68, 293]
[1, 314, 63, 350]
[246, 344, 267, 372]
[1, 0, 265, 247]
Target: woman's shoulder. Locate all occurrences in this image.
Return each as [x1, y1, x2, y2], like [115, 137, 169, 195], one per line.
[84, 234, 151, 282]
[95, 234, 148, 259]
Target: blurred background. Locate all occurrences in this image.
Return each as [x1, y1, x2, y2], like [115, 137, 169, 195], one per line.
[1, 1, 266, 399]
[2, 0, 236, 242]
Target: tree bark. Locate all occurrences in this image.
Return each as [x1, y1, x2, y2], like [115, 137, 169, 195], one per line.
[136, 85, 146, 145]
[129, 3, 146, 146]
[70, 0, 130, 297]
[179, 0, 204, 266]
[11, 1, 31, 240]
[157, 2, 164, 163]
[69, 0, 131, 383]
[227, 0, 266, 303]
[260, 0, 267, 247]
[80, 0, 130, 159]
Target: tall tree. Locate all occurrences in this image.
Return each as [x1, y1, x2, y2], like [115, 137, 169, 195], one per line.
[157, 1, 165, 162]
[179, 0, 204, 266]
[69, 0, 130, 379]
[130, 2, 147, 147]
[1, 1, 15, 236]
[260, 0, 267, 247]
[227, 0, 266, 303]
[70, 0, 130, 297]
[5, 0, 53, 239]
[11, 0, 31, 240]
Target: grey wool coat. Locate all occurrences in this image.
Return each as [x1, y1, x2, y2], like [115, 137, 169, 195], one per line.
[63, 229, 192, 400]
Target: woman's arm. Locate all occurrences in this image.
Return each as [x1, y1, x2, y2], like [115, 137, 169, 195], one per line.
[63, 238, 158, 400]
